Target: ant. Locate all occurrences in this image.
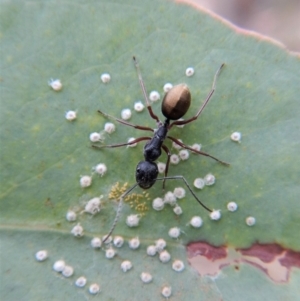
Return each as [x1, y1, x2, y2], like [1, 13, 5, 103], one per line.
[93, 57, 229, 242]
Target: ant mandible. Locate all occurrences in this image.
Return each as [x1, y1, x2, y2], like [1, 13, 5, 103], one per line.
[93, 57, 229, 241]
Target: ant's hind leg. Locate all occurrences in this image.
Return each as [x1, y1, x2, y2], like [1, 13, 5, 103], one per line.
[133, 56, 160, 123]
[167, 136, 230, 166]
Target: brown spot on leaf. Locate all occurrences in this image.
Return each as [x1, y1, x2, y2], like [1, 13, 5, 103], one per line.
[187, 242, 300, 283]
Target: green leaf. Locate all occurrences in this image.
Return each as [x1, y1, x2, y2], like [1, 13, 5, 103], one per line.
[1, 0, 299, 300]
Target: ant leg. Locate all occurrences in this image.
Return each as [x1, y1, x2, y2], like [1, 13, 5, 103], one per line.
[133, 56, 160, 123]
[161, 144, 171, 189]
[169, 64, 224, 129]
[155, 176, 212, 212]
[97, 109, 154, 133]
[103, 183, 139, 243]
[167, 136, 230, 166]
[92, 137, 151, 149]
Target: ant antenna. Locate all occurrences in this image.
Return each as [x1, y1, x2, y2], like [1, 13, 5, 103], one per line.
[102, 176, 212, 243]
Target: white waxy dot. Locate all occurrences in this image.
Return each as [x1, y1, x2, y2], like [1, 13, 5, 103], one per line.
[71, 223, 84, 237]
[227, 202, 238, 212]
[113, 236, 124, 248]
[104, 122, 116, 134]
[173, 205, 183, 215]
[94, 163, 107, 176]
[170, 154, 180, 165]
[128, 237, 140, 250]
[231, 132, 242, 142]
[159, 250, 171, 263]
[91, 237, 102, 248]
[155, 239, 167, 251]
[84, 197, 101, 215]
[246, 216, 256, 226]
[172, 139, 182, 150]
[147, 245, 157, 256]
[105, 248, 116, 259]
[121, 260, 133, 272]
[204, 173, 216, 186]
[48, 79, 62, 91]
[176, 118, 185, 128]
[191, 143, 202, 152]
[172, 260, 185, 272]
[210, 210, 221, 221]
[140, 272, 152, 283]
[80, 175, 92, 188]
[134, 101, 145, 112]
[149, 91, 160, 102]
[173, 187, 185, 199]
[190, 216, 203, 228]
[185, 67, 195, 77]
[101, 73, 111, 83]
[53, 260, 65, 272]
[152, 197, 164, 211]
[75, 276, 87, 288]
[179, 149, 189, 160]
[89, 283, 100, 295]
[66, 210, 77, 222]
[62, 265, 74, 277]
[121, 108, 132, 120]
[193, 178, 205, 189]
[126, 214, 140, 227]
[127, 137, 137, 147]
[65, 110, 77, 121]
[162, 286, 172, 298]
[164, 191, 177, 206]
[102, 234, 113, 244]
[163, 83, 173, 92]
[89, 132, 102, 142]
[35, 250, 48, 262]
[157, 162, 166, 173]
[168, 227, 181, 239]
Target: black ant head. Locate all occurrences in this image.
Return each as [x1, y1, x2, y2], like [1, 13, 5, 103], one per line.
[136, 161, 158, 189]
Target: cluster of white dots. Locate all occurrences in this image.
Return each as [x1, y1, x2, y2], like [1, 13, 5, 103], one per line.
[193, 173, 215, 189]
[51, 258, 100, 294]
[53, 260, 74, 277]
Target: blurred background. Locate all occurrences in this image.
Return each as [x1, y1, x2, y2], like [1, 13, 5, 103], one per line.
[191, 0, 300, 52]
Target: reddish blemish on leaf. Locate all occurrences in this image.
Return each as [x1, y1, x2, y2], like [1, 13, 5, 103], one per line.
[187, 242, 300, 283]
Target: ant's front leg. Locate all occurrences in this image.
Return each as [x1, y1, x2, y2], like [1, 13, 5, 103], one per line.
[92, 137, 151, 149]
